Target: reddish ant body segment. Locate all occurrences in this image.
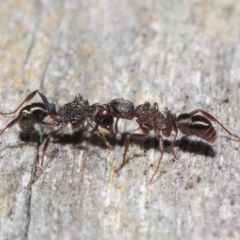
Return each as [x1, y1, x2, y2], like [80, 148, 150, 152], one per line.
[0, 90, 114, 167]
[106, 99, 240, 183]
[87, 103, 114, 149]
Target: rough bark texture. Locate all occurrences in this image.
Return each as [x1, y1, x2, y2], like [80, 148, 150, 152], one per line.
[0, 0, 240, 239]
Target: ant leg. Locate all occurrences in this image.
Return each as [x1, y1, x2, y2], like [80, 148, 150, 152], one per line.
[21, 112, 53, 127]
[115, 124, 150, 173]
[0, 115, 25, 136]
[97, 130, 114, 150]
[149, 133, 164, 183]
[0, 89, 51, 115]
[190, 109, 240, 139]
[36, 126, 64, 180]
[40, 137, 51, 166]
[87, 121, 98, 135]
[87, 120, 114, 149]
[1, 110, 53, 136]
[115, 118, 119, 133]
[40, 128, 63, 166]
[0, 109, 52, 135]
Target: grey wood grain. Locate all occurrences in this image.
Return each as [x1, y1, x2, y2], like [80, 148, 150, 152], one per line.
[1, 0, 240, 239]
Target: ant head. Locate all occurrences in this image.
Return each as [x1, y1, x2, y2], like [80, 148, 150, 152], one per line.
[108, 98, 134, 120]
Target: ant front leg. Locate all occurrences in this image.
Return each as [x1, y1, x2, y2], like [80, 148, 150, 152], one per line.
[115, 124, 150, 173]
[87, 119, 114, 150]
[35, 123, 67, 181]
[190, 109, 240, 140]
[149, 132, 164, 183]
[0, 115, 25, 136]
[40, 125, 66, 166]
[35, 126, 64, 180]
[150, 111, 181, 183]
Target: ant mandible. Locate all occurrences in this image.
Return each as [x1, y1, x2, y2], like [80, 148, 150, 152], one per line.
[0, 90, 115, 167]
[106, 98, 240, 183]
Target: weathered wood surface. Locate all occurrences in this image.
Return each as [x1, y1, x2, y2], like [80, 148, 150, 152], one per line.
[0, 0, 240, 239]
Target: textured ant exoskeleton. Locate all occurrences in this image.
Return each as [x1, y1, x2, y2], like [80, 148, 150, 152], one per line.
[0, 90, 115, 168]
[107, 99, 240, 183]
[106, 98, 134, 139]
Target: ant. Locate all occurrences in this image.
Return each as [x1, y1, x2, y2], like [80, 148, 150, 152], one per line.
[1, 91, 240, 183]
[106, 98, 240, 183]
[0, 90, 114, 168]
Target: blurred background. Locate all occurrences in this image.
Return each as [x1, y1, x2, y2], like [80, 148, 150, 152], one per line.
[0, 0, 240, 239]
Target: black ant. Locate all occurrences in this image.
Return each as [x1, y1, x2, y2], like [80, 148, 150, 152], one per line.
[106, 98, 240, 183]
[0, 90, 114, 168]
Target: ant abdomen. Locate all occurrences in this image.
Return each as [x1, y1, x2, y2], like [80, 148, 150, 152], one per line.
[18, 102, 49, 133]
[177, 113, 217, 143]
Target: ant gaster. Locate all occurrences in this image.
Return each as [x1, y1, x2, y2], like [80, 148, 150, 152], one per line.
[0, 89, 56, 135]
[0, 90, 114, 167]
[106, 98, 240, 183]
